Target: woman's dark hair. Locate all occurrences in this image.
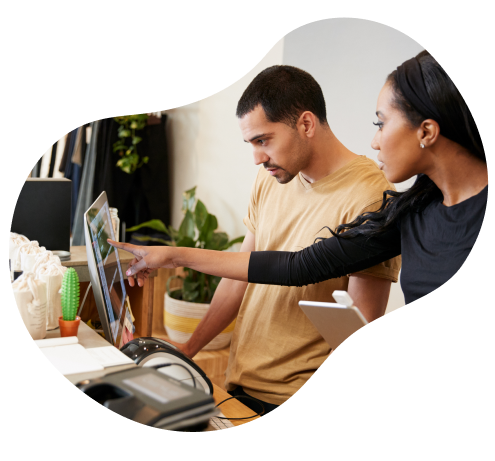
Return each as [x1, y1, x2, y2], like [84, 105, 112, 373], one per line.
[331, 50, 485, 240]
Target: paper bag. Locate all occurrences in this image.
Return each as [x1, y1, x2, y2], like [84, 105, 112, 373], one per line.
[37, 263, 67, 330]
[12, 272, 48, 340]
[19, 241, 46, 273]
[9, 233, 30, 271]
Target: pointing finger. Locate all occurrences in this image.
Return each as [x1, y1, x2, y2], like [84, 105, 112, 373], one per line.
[108, 240, 145, 258]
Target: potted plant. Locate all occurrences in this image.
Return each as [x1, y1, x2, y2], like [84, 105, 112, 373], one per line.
[113, 114, 149, 174]
[58, 267, 81, 337]
[127, 186, 244, 349]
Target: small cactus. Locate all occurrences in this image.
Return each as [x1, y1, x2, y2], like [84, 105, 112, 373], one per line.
[61, 268, 80, 321]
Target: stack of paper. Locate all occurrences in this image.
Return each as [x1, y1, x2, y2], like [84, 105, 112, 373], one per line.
[35, 337, 134, 375]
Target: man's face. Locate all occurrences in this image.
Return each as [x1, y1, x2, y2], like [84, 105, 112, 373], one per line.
[238, 105, 311, 184]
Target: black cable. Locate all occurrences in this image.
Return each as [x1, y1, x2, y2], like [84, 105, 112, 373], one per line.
[152, 363, 197, 389]
[215, 395, 265, 420]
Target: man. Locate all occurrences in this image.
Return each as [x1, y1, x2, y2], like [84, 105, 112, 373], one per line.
[121, 66, 401, 414]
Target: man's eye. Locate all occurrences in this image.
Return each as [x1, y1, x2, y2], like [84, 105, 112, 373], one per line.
[258, 139, 265, 145]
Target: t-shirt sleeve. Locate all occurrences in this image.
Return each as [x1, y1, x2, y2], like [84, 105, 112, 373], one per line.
[248, 226, 401, 287]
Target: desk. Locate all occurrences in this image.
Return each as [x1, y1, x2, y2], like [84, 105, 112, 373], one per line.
[62, 246, 156, 337]
[46, 322, 258, 428]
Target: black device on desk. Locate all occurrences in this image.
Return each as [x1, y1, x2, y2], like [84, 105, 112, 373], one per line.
[83, 192, 213, 395]
[77, 365, 217, 431]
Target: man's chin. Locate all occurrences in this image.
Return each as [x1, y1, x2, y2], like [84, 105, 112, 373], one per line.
[274, 172, 296, 184]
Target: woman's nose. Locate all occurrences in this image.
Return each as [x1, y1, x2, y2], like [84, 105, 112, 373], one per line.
[371, 132, 380, 151]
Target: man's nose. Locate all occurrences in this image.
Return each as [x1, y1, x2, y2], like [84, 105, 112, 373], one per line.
[253, 149, 269, 165]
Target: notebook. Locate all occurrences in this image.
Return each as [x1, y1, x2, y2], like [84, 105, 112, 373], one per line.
[36, 336, 133, 375]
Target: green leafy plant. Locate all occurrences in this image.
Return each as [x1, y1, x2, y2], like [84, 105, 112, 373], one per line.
[113, 114, 149, 174]
[61, 268, 80, 321]
[127, 186, 244, 303]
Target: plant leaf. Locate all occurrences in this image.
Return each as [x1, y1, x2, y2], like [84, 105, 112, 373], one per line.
[205, 232, 228, 250]
[132, 235, 173, 246]
[119, 129, 131, 138]
[166, 275, 183, 297]
[175, 236, 195, 248]
[225, 235, 245, 249]
[198, 213, 218, 244]
[127, 219, 168, 233]
[182, 186, 196, 213]
[194, 199, 208, 230]
[179, 209, 195, 239]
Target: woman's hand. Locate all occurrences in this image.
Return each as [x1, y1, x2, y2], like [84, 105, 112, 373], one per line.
[107, 240, 177, 287]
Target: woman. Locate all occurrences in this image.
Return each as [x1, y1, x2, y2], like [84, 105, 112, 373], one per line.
[109, 50, 487, 305]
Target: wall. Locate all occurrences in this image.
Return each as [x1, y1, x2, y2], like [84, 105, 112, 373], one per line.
[165, 39, 285, 241]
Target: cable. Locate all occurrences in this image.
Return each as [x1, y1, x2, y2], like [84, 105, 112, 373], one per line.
[152, 363, 197, 389]
[215, 395, 265, 420]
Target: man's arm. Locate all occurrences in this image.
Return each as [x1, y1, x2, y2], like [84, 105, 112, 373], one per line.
[347, 273, 392, 323]
[175, 230, 255, 358]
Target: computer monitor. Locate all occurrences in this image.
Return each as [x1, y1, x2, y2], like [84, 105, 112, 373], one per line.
[84, 191, 134, 348]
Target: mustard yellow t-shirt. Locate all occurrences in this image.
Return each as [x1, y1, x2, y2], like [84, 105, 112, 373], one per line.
[225, 156, 401, 405]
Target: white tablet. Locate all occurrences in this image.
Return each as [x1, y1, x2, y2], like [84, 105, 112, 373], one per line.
[299, 300, 368, 352]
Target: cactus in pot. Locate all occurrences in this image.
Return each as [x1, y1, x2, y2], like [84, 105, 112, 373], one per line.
[59, 268, 81, 336]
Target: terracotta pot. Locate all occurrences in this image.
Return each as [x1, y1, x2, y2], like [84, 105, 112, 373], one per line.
[58, 316, 81, 337]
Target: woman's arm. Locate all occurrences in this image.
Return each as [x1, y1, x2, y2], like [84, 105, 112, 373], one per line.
[109, 226, 401, 287]
[107, 239, 250, 284]
[249, 229, 401, 286]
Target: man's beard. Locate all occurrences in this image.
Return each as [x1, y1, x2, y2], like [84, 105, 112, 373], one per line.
[263, 162, 296, 184]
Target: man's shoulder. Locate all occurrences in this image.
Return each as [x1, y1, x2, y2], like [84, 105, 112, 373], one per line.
[340, 156, 396, 194]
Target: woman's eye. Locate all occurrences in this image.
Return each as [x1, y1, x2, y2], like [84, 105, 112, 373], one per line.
[373, 121, 383, 131]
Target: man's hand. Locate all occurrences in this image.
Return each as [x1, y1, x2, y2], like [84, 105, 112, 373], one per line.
[164, 338, 192, 358]
[107, 240, 176, 287]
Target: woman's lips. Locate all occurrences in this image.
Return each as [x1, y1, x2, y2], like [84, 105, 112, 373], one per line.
[377, 161, 384, 170]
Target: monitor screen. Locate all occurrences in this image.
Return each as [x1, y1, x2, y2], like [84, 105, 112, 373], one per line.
[84, 192, 134, 348]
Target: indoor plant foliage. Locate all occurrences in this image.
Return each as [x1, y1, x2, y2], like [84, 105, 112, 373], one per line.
[113, 114, 149, 174]
[127, 186, 244, 304]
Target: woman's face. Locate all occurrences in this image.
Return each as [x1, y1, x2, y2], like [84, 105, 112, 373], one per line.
[371, 82, 426, 184]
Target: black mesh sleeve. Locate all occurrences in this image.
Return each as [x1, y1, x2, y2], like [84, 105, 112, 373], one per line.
[248, 228, 401, 287]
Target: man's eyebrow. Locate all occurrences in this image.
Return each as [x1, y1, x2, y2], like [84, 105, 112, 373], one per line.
[244, 132, 274, 143]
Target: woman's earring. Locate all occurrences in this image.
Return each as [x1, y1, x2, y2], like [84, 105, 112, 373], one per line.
[420, 143, 425, 149]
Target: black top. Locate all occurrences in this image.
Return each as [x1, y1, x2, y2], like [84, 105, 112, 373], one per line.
[248, 186, 487, 304]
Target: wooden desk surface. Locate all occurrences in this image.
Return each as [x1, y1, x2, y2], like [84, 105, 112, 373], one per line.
[212, 384, 260, 427]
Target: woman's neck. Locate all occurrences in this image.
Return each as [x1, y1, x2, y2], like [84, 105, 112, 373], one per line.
[425, 140, 488, 207]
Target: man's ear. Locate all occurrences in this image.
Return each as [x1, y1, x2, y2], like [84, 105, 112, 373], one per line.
[299, 111, 317, 138]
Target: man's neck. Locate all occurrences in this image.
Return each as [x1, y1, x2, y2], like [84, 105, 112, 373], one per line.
[299, 128, 358, 184]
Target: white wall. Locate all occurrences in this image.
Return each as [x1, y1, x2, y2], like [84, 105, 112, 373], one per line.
[165, 39, 284, 241]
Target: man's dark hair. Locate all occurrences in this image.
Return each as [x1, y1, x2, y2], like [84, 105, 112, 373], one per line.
[236, 65, 328, 127]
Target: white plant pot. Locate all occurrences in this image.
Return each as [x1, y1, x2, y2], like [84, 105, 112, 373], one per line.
[164, 293, 235, 350]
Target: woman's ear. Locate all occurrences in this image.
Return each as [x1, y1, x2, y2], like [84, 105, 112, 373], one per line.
[418, 119, 441, 147]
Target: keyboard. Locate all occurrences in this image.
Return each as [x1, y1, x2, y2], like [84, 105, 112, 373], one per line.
[208, 413, 235, 430]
